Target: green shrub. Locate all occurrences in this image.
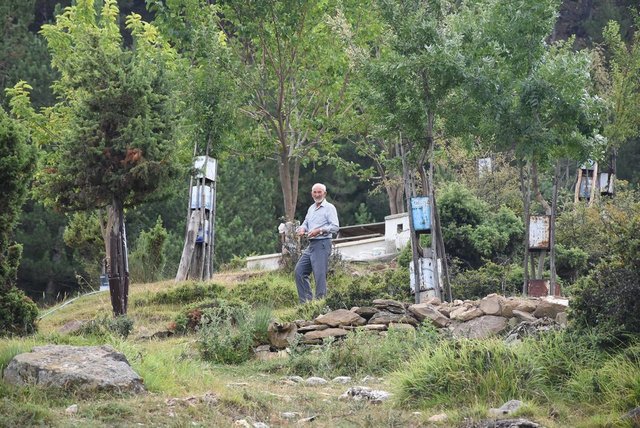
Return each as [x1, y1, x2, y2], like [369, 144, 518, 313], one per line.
[450, 262, 522, 300]
[555, 244, 589, 283]
[171, 298, 246, 334]
[230, 275, 297, 309]
[324, 270, 412, 310]
[196, 301, 272, 364]
[569, 265, 640, 342]
[144, 281, 226, 305]
[75, 315, 134, 338]
[277, 324, 440, 378]
[0, 286, 38, 336]
[129, 216, 168, 283]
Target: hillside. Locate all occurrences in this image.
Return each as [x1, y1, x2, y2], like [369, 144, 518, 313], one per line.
[2, 267, 639, 427]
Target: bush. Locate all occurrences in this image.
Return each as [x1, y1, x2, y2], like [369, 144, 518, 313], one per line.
[0, 286, 38, 336]
[555, 244, 589, 283]
[569, 265, 640, 342]
[450, 262, 523, 300]
[145, 281, 226, 305]
[129, 216, 168, 283]
[196, 301, 272, 364]
[74, 315, 134, 338]
[230, 275, 297, 309]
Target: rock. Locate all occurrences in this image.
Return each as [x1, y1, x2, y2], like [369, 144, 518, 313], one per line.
[363, 324, 387, 331]
[297, 415, 318, 423]
[234, 420, 252, 427]
[267, 321, 298, 349]
[339, 386, 391, 403]
[302, 328, 349, 343]
[407, 303, 450, 328]
[368, 311, 418, 326]
[65, 404, 78, 415]
[452, 306, 484, 322]
[283, 376, 304, 383]
[353, 306, 379, 320]
[488, 399, 524, 416]
[555, 312, 568, 327]
[305, 377, 328, 386]
[505, 318, 562, 342]
[470, 419, 541, 428]
[512, 310, 537, 323]
[281, 412, 299, 420]
[452, 315, 509, 339]
[428, 413, 448, 422]
[57, 320, 88, 335]
[514, 300, 537, 313]
[297, 324, 329, 332]
[372, 299, 406, 314]
[387, 323, 415, 332]
[480, 295, 504, 316]
[332, 376, 352, 384]
[3, 344, 145, 393]
[500, 299, 520, 318]
[315, 309, 366, 327]
[532, 297, 568, 319]
[623, 407, 640, 424]
[295, 319, 314, 328]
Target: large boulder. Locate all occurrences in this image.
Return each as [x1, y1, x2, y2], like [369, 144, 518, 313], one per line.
[452, 315, 509, 339]
[532, 297, 568, 319]
[3, 345, 145, 393]
[479, 294, 504, 316]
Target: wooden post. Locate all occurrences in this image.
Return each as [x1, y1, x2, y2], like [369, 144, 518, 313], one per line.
[520, 162, 531, 295]
[588, 162, 598, 206]
[574, 167, 583, 204]
[175, 210, 199, 282]
[401, 144, 422, 304]
[549, 162, 560, 295]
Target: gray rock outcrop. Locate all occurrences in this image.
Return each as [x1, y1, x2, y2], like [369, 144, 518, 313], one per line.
[3, 344, 145, 393]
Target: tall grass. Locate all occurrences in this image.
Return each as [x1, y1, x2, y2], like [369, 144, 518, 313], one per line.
[392, 331, 639, 418]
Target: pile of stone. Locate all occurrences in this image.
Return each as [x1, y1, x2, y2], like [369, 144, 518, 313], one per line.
[267, 294, 569, 347]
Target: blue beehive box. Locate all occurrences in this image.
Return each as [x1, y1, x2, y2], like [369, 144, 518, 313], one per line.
[411, 197, 431, 232]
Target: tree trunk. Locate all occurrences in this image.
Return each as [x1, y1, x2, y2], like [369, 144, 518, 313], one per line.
[520, 162, 531, 294]
[549, 161, 560, 295]
[279, 150, 301, 221]
[106, 199, 129, 316]
[531, 159, 551, 215]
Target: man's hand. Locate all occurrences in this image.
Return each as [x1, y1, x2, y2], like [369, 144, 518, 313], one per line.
[308, 228, 323, 238]
[297, 227, 307, 237]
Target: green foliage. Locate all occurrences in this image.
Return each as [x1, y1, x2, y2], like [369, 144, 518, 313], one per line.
[570, 265, 640, 342]
[0, 108, 34, 288]
[62, 211, 106, 284]
[324, 269, 411, 310]
[197, 302, 270, 364]
[438, 182, 523, 269]
[76, 315, 134, 339]
[554, 244, 589, 283]
[144, 281, 226, 305]
[0, 285, 39, 336]
[278, 324, 440, 379]
[354, 202, 374, 224]
[393, 331, 608, 409]
[229, 275, 297, 310]
[129, 216, 168, 283]
[450, 262, 523, 300]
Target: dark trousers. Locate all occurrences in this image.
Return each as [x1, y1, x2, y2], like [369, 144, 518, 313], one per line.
[295, 239, 331, 303]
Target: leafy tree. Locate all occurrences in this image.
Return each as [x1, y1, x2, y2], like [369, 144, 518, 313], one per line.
[213, 0, 355, 220]
[7, 0, 181, 315]
[0, 107, 38, 335]
[0, 0, 55, 108]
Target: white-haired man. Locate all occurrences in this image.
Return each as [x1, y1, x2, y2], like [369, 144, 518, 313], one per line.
[295, 183, 339, 303]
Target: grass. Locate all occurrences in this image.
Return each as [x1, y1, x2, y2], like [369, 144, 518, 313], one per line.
[1, 268, 639, 427]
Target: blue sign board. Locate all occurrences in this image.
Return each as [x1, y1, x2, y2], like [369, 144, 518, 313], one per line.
[410, 197, 431, 232]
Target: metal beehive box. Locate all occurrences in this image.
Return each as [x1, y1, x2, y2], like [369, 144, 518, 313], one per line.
[194, 156, 217, 182]
[528, 215, 550, 250]
[190, 185, 214, 211]
[410, 197, 431, 232]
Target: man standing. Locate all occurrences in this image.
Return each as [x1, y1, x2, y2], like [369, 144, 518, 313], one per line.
[295, 183, 339, 303]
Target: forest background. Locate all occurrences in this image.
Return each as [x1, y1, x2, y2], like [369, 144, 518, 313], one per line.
[1, 0, 639, 305]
